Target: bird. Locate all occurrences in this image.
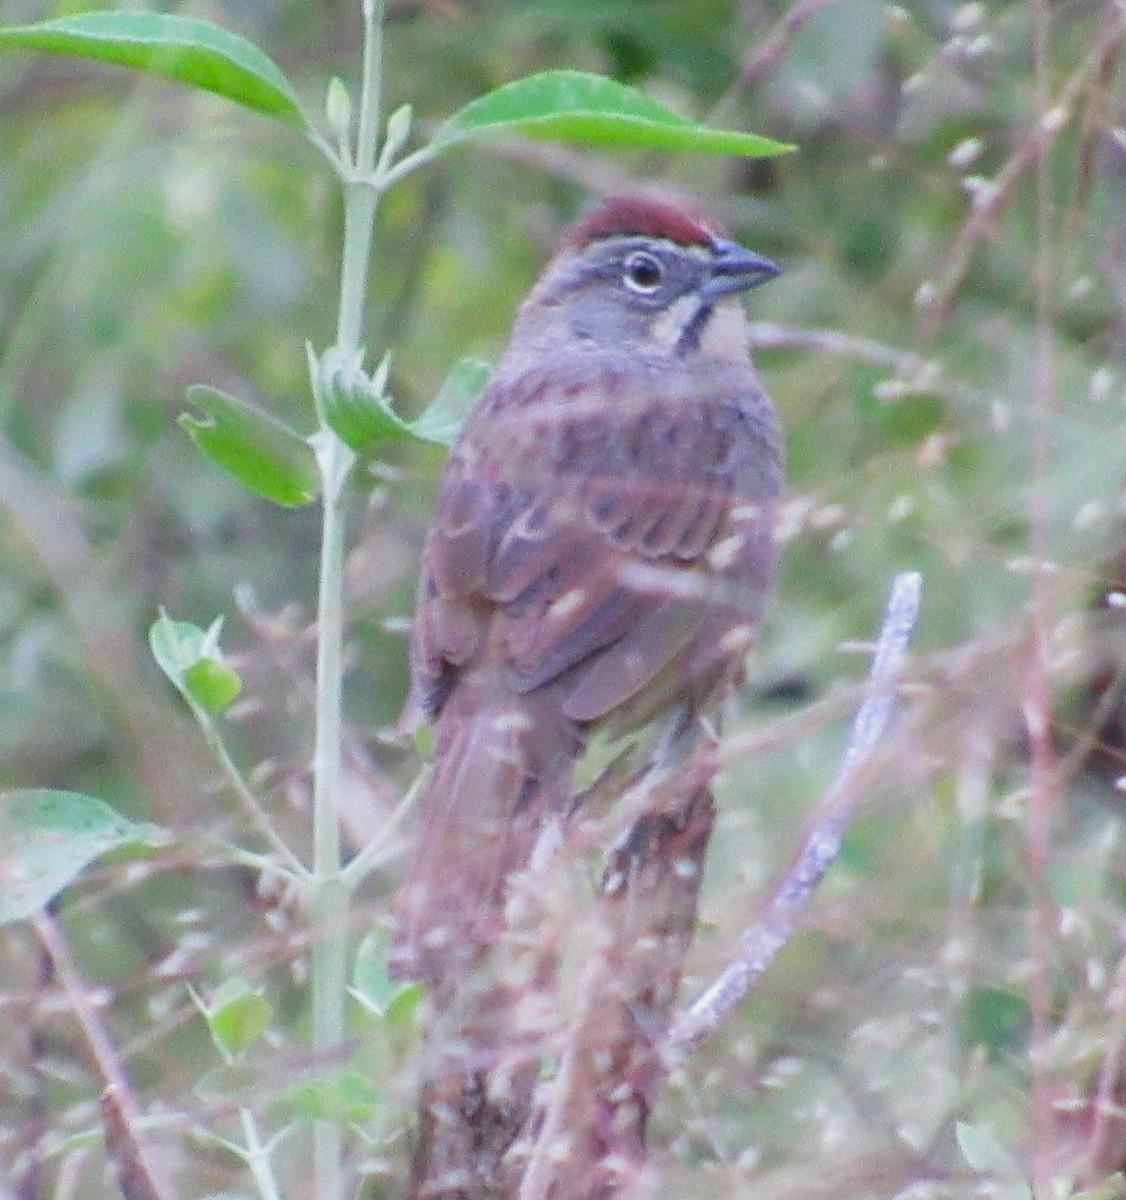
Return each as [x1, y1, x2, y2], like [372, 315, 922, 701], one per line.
[390, 192, 784, 982]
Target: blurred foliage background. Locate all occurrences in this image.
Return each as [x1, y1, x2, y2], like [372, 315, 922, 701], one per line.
[1, 0, 1125, 1197]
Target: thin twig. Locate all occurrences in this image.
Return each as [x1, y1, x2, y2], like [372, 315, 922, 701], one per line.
[195, 715, 306, 879]
[918, 6, 1126, 339]
[747, 321, 932, 378]
[31, 911, 177, 1200]
[1085, 950, 1126, 1179]
[711, 0, 841, 117]
[666, 571, 922, 1057]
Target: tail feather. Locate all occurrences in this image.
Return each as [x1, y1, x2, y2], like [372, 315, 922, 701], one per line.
[390, 686, 573, 981]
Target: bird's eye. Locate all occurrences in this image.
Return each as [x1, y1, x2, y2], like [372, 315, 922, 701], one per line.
[622, 251, 664, 294]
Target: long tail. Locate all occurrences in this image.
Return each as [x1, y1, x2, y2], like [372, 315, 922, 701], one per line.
[389, 682, 575, 981]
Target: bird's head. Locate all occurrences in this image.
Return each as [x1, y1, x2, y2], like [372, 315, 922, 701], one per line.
[510, 193, 780, 363]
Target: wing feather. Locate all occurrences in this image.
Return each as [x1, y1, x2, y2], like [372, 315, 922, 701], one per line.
[409, 359, 782, 723]
[561, 598, 701, 722]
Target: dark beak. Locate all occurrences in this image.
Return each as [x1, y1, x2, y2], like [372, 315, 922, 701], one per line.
[703, 237, 781, 299]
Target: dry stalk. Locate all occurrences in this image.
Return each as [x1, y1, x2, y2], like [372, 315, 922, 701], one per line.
[517, 758, 718, 1200]
[918, 4, 1126, 339]
[31, 910, 177, 1200]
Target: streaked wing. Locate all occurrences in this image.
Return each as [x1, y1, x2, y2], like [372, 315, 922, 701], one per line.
[411, 360, 781, 723]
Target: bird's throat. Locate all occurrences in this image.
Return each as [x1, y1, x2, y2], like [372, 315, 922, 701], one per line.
[651, 295, 751, 363]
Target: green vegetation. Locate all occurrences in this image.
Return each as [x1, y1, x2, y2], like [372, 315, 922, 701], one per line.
[0, 1, 1122, 1197]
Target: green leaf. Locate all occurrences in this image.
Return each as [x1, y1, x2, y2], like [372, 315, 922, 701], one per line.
[198, 979, 273, 1058]
[433, 70, 794, 157]
[0, 791, 162, 923]
[181, 385, 318, 507]
[351, 932, 423, 1023]
[959, 986, 1030, 1060]
[282, 1071, 382, 1123]
[411, 359, 491, 448]
[183, 659, 243, 713]
[150, 613, 243, 715]
[316, 349, 487, 454]
[411, 723, 435, 762]
[317, 349, 404, 453]
[0, 12, 305, 126]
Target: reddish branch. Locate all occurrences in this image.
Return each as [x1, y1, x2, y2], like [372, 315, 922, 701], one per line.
[518, 759, 718, 1200]
[32, 911, 176, 1200]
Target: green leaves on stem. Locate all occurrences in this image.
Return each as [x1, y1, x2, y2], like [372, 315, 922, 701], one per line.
[311, 347, 489, 455]
[150, 612, 244, 716]
[0, 14, 793, 170]
[2, 9, 797, 493]
[181, 386, 320, 508]
[0, 791, 163, 924]
[0, 12, 304, 125]
[177, 355, 489, 501]
[434, 69, 795, 157]
[193, 979, 275, 1059]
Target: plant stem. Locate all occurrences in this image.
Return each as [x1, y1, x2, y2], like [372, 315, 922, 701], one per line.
[196, 709, 306, 877]
[309, 2, 386, 1197]
[356, 0, 384, 185]
[240, 1108, 285, 1200]
[335, 0, 384, 353]
[310, 432, 352, 1200]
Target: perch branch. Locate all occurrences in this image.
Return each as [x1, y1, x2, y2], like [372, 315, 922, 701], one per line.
[667, 570, 922, 1057]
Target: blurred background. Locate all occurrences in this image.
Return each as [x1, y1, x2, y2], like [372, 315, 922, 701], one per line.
[1, 0, 1124, 1196]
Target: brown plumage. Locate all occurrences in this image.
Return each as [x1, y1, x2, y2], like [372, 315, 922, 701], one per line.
[391, 193, 784, 981]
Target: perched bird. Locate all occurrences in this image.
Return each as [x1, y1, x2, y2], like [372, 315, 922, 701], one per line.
[391, 193, 784, 981]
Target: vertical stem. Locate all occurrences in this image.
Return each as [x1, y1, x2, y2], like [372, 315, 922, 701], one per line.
[335, 0, 384, 353]
[310, 432, 352, 1200]
[336, 188, 378, 354]
[310, 2, 386, 1196]
[312, 443, 351, 887]
[356, 0, 384, 189]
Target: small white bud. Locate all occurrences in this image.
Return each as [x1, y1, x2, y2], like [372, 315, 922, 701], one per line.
[962, 175, 999, 211]
[951, 2, 984, 32]
[874, 378, 907, 401]
[914, 281, 937, 309]
[1073, 501, 1103, 529]
[325, 77, 353, 146]
[1089, 366, 1115, 403]
[384, 104, 413, 157]
[1067, 275, 1093, 300]
[902, 70, 927, 95]
[963, 32, 995, 57]
[887, 494, 915, 522]
[1040, 104, 1068, 134]
[948, 136, 983, 169]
